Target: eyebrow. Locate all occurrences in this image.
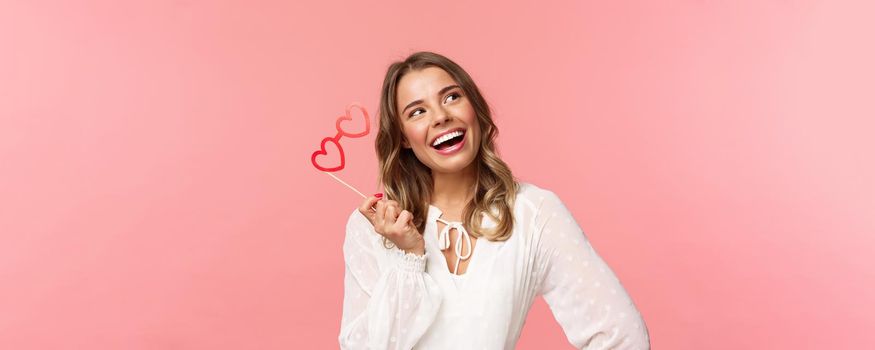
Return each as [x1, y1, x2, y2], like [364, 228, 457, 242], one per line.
[401, 85, 461, 115]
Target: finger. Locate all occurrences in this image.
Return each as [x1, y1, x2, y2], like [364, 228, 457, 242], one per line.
[385, 205, 397, 226]
[371, 195, 385, 209]
[386, 202, 400, 220]
[393, 210, 412, 232]
[375, 200, 387, 228]
[359, 195, 380, 212]
[359, 195, 382, 222]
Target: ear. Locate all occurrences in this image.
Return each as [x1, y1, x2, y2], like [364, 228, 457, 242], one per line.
[401, 138, 411, 149]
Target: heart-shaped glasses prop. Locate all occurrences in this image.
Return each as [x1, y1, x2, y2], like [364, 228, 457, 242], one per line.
[311, 104, 379, 210]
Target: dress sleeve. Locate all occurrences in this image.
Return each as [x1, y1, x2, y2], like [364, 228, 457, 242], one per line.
[338, 209, 443, 349]
[534, 190, 651, 350]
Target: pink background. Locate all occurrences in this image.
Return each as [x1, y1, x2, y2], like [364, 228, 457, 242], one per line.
[2, 1, 873, 348]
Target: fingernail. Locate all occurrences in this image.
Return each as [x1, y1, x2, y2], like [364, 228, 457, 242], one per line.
[374, 193, 383, 198]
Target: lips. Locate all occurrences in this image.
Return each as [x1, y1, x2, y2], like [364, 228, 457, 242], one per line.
[433, 132, 466, 155]
[429, 127, 466, 147]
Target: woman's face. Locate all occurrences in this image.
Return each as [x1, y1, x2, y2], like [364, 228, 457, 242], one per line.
[395, 66, 480, 175]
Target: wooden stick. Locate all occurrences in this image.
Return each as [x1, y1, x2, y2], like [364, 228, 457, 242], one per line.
[325, 171, 368, 199]
[323, 171, 378, 212]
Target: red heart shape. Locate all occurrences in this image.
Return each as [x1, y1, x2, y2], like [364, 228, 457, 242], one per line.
[311, 136, 345, 172]
[336, 104, 370, 138]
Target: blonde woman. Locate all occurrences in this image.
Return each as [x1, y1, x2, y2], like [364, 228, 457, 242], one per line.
[338, 51, 650, 349]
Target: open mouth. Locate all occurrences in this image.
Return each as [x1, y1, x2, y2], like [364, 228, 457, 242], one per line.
[431, 130, 466, 151]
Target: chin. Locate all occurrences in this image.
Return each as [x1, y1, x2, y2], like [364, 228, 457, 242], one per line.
[430, 153, 477, 174]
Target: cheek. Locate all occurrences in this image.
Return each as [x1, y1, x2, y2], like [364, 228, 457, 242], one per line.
[458, 103, 477, 123]
[404, 125, 428, 145]
[457, 107, 476, 128]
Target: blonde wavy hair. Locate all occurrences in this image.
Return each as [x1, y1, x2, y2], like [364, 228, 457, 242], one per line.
[375, 51, 520, 249]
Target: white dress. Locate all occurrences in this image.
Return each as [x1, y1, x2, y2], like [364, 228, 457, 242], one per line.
[338, 182, 650, 349]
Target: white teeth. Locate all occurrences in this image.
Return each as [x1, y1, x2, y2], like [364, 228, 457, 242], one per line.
[432, 131, 464, 147]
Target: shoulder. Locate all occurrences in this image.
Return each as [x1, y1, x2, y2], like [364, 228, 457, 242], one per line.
[514, 181, 564, 212]
[513, 183, 583, 253]
[514, 182, 578, 234]
[517, 184, 587, 252]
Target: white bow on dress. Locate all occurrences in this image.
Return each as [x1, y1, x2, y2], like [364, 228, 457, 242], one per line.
[435, 217, 472, 275]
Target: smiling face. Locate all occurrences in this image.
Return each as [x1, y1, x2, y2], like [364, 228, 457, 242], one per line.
[395, 66, 481, 175]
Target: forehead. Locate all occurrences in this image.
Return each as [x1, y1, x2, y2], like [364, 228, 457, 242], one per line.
[396, 66, 457, 107]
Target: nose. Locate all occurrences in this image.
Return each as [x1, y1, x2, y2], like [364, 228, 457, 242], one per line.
[431, 107, 452, 127]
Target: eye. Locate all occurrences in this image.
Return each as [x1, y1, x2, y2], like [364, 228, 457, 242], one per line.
[445, 92, 461, 103]
[408, 92, 462, 118]
[409, 108, 425, 118]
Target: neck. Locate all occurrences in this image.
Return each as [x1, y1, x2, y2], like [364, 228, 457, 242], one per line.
[431, 163, 477, 208]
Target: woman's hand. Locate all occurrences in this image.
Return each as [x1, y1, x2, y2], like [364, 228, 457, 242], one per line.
[358, 194, 426, 256]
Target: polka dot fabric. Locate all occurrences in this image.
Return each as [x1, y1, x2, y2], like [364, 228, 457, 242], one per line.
[338, 211, 442, 349]
[534, 189, 650, 349]
[338, 182, 650, 349]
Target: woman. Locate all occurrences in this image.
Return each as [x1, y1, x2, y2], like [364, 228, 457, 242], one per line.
[338, 51, 650, 349]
